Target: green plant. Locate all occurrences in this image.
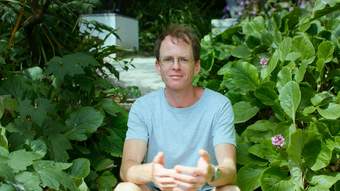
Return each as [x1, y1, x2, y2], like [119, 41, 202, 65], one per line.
[0, 1, 129, 190]
[198, 0, 340, 190]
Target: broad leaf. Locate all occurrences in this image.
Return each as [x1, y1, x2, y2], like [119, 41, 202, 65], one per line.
[311, 91, 333, 106]
[292, 35, 315, 60]
[0, 184, 15, 191]
[237, 165, 266, 191]
[248, 140, 279, 161]
[317, 103, 340, 119]
[243, 120, 277, 143]
[309, 173, 340, 189]
[254, 82, 278, 106]
[15, 171, 42, 191]
[47, 56, 84, 82]
[317, 41, 334, 62]
[279, 81, 301, 121]
[233, 101, 259, 124]
[8, 150, 42, 173]
[261, 166, 295, 191]
[231, 45, 251, 58]
[287, 125, 303, 164]
[71, 158, 90, 178]
[48, 133, 72, 162]
[17, 98, 55, 126]
[97, 171, 117, 190]
[33, 160, 76, 190]
[278, 37, 292, 62]
[219, 61, 260, 93]
[28, 139, 47, 158]
[277, 64, 293, 91]
[311, 138, 335, 171]
[65, 107, 104, 141]
[99, 98, 124, 116]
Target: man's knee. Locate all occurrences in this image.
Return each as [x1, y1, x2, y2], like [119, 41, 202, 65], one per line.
[216, 185, 240, 191]
[114, 182, 143, 191]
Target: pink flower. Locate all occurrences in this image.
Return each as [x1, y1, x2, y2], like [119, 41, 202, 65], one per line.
[260, 57, 268, 65]
[272, 134, 285, 148]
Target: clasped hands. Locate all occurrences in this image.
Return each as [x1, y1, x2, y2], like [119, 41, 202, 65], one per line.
[152, 149, 213, 191]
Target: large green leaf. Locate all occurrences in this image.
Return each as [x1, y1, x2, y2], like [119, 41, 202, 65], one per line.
[48, 133, 72, 162]
[279, 81, 301, 121]
[317, 41, 334, 62]
[254, 82, 278, 106]
[97, 171, 117, 190]
[242, 16, 266, 39]
[28, 139, 47, 158]
[15, 172, 42, 191]
[317, 103, 340, 119]
[233, 101, 259, 124]
[8, 150, 42, 173]
[47, 56, 84, 82]
[98, 98, 124, 116]
[70, 158, 90, 178]
[277, 64, 293, 91]
[237, 165, 266, 191]
[17, 98, 55, 126]
[33, 160, 76, 190]
[310, 91, 333, 106]
[65, 107, 104, 141]
[248, 140, 279, 161]
[309, 173, 340, 190]
[0, 184, 15, 191]
[287, 125, 303, 164]
[292, 35, 315, 60]
[219, 61, 260, 93]
[278, 37, 292, 62]
[231, 45, 251, 58]
[243, 120, 277, 143]
[311, 138, 335, 171]
[261, 166, 295, 191]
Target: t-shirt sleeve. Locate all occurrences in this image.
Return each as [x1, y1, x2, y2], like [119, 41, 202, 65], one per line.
[125, 100, 149, 142]
[212, 99, 236, 146]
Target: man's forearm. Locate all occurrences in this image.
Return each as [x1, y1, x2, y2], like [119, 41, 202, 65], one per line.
[207, 161, 237, 187]
[120, 160, 153, 184]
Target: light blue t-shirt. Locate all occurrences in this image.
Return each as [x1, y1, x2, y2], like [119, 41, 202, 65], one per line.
[126, 88, 236, 169]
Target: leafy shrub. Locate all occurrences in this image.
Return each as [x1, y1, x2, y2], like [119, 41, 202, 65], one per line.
[198, 1, 340, 190]
[0, 1, 129, 190]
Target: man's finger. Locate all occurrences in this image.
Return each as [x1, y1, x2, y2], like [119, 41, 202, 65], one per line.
[174, 165, 204, 176]
[153, 152, 164, 165]
[199, 149, 210, 162]
[173, 172, 205, 184]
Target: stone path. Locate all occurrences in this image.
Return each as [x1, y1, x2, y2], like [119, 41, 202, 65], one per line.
[109, 57, 164, 95]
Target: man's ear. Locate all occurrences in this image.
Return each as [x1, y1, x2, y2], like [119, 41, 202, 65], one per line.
[194, 60, 201, 75]
[155, 59, 161, 74]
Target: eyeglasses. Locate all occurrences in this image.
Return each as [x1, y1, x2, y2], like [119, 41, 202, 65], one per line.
[159, 56, 193, 67]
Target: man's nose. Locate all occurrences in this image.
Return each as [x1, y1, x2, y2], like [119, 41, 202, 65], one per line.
[172, 59, 180, 69]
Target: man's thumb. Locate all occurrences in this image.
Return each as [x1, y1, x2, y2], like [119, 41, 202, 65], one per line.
[198, 149, 210, 163]
[153, 152, 165, 165]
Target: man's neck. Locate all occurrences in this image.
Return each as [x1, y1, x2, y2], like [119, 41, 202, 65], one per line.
[164, 86, 203, 108]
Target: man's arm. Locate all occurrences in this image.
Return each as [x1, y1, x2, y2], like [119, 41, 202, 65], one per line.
[120, 139, 153, 184]
[207, 143, 237, 187]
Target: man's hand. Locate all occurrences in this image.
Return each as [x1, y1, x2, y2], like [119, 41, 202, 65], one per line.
[172, 149, 213, 191]
[152, 152, 177, 191]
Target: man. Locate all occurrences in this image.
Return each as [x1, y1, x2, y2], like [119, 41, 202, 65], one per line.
[115, 24, 239, 191]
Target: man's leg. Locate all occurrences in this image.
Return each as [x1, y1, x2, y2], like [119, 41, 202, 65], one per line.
[114, 182, 152, 191]
[214, 185, 240, 191]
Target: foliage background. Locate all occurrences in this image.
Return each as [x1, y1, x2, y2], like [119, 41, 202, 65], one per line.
[1, 0, 340, 190]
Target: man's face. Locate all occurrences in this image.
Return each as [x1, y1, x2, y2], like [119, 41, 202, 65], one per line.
[156, 36, 200, 91]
